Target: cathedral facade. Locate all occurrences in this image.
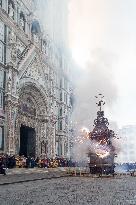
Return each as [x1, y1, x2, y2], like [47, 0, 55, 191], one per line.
[0, 0, 73, 158]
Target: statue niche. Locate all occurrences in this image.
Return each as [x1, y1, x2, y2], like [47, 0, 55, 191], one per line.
[8, 0, 15, 19]
[20, 12, 26, 31]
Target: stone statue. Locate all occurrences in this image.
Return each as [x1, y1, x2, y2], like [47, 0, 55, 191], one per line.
[19, 17, 25, 31]
[33, 34, 39, 43]
[8, 31, 17, 65]
[7, 81, 11, 93]
[8, 31, 16, 45]
[8, 3, 14, 19]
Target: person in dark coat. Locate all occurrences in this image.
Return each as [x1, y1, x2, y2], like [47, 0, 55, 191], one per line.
[0, 159, 6, 175]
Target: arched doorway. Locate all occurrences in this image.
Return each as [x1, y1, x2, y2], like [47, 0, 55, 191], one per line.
[20, 125, 36, 157]
[15, 83, 48, 157]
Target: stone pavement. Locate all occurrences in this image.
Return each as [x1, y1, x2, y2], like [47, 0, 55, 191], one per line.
[0, 167, 69, 185]
[0, 175, 136, 205]
[5, 167, 71, 175]
[6, 167, 49, 175]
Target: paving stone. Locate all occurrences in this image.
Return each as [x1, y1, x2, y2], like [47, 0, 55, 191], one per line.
[0, 176, 136, 205]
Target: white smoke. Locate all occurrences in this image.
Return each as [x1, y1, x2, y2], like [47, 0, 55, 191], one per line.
[34, 0, 69, 49]
[72, 48, 118, 131]
[72, 139, 90, 163]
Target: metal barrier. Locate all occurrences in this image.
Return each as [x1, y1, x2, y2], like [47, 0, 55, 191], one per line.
[67, 167, 90, 176]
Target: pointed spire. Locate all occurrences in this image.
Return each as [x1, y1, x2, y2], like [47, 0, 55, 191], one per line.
[95, 94, 105, 111]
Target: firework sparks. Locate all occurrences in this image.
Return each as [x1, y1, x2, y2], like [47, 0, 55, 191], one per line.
[74, 126, 112, 162]
[81, 127, 90, 139]
[81, 127, 90, 134]
[89, 139, 111, 159]
[74, 127, 90, 144]
[96, 150, 110, 159]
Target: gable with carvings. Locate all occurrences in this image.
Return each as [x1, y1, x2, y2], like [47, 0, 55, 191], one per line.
[20, 55, 48, 87]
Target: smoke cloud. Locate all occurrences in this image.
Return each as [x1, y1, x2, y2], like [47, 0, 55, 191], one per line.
[68, 1, 119, 131]
[72, 48, 118, 130]
[35, 0, 69, 49]
[69, 1, 120, 162]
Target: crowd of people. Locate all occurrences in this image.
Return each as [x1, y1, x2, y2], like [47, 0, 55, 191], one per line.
[115, 162, 136, 172]
[1, 155, 136, 176]
[0, 154, 75, 171]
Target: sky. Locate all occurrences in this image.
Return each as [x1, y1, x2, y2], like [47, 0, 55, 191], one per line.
[68, 0, 136, 128]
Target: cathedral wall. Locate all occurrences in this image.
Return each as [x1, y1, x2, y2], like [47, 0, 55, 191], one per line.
[0, 0, 73, 159]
